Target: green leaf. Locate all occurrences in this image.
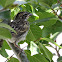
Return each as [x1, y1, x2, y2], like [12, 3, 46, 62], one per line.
[42, 38, 62, 48]
[8, 57, 19, 62]
[40, 18, 57, 27]
[57, 56, 62, 62]
[0, 10, 11, 20]
[51, 21, 62, 33]
[25, 50, 49, 62]
[20, 4, 32, 13]
[26, 25, 42, 41]
[38, 0, 56, 7]
[37, 12, 55, 19]
[42, 21, 62, 37]
[30, 41, 39, 56]
[50, 32, 60, 40]
[30, 12, 56, 26]
[38, 43, 53, 61]
[11, 7, 20, 19]
[0, 28, 11, 39]
[32, 18, 57, 26]
[0, 44, 8, 58]
[0, 40, 11, 57]
[0, 23, 16, 33]
[42, 27, 51, 37]
[0, 0, 15, 7]
[3, 40, 11, 50]
[26, 29, 35, 42]
[28, 15, 35, 23]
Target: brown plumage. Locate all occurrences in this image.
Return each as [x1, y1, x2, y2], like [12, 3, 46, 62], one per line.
[7, 12, 32, 43]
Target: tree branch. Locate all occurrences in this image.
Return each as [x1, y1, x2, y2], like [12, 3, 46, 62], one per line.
[7, 41, 29, 62]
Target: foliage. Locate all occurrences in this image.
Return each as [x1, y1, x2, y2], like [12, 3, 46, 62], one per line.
[0, 0, 62, 62]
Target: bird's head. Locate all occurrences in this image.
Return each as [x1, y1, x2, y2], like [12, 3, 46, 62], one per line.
[15, 12, 32, 20]
[11, 12, 32, 36]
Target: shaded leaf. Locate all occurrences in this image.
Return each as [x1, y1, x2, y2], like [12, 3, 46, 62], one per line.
[42, 21, 62, 37]
[38, 0, 57, 7]
[42, 27, 51, 37]
[0, 0, 15, 7]
[0, 28, 11, 39]
[3, 40, 11, 50]
[0, 23, 16, 33]
[40, 18, 57, 27]
[26, 25, 42, 41]
[32, 18, 57, 26]
[38, 43, 53, 61]
[37, 12, 55, 19]
[29, 12, 56, 26]
[57, 56, 62, 62]
[0, 44, 8, 58]
[8, 57, 19, 62]
[25, 50, 49, 62]
[0, 10, 10, 20]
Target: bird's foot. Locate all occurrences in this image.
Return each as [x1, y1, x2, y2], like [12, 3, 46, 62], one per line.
[13, 42, 23, 53]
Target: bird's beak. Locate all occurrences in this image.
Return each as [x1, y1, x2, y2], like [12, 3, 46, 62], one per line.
[29, 13, 33, 16]
[26, 13, 33, 20]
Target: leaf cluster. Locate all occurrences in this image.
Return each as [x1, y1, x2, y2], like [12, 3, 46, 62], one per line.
[0, 0, 62, 62]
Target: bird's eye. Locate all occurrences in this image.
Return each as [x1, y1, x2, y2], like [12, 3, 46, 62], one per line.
[24, 22, 28, 25]
[23, 14, 27, 17]
[26, 22, 28, 24]
[25, 14, 27, 15]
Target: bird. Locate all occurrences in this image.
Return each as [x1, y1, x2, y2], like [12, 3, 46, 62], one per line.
[4, 12, 32, 62]
[7, 12, 32, 46]
[0, 12, 32, 62]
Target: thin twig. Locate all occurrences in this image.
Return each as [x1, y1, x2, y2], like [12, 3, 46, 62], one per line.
[49, 40, 60, 57]
[5, 54, 14, 62]
[34, 38, 42, 42]
[51, 8, 58, 16]
[55, 46, 60, 57]
[51, 8, 62, 20]
[34, 38, 60, 57]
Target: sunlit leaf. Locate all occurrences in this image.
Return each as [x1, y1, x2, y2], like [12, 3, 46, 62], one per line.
[30, 41, 39, 56]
